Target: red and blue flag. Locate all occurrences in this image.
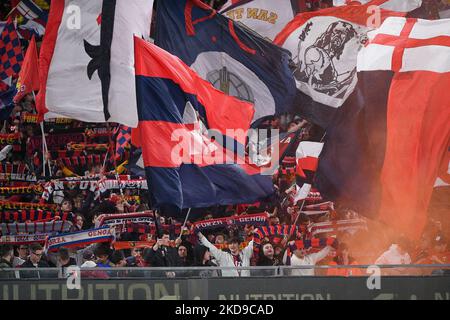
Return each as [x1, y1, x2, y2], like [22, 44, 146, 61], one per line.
[134, 36, 274, 213]
[0, 18, 24, 81]
[154, 0, 296, 124]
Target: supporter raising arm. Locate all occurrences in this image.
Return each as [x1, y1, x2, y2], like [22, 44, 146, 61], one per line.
[197, 232, 253, 277]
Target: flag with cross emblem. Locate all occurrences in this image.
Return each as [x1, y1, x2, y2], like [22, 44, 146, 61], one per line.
[0, 18, 24, 81]
[273, 2, 412, 128]
[315, 17, 450, 240]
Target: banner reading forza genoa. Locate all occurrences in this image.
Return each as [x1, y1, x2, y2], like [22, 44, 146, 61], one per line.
[0, 277, 449, 300]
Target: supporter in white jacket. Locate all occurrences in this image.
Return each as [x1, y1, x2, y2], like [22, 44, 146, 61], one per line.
[197, 232, 253, 277]
[375, 241, 411, 275]
[285, 243, 333, 276]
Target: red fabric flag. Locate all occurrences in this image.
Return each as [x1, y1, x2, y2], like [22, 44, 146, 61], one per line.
[13, 35, 39, 103]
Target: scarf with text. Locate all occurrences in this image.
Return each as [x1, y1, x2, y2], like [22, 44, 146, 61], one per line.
[0, 201, 57, 211]
[308, 219, 368, 237]
[27, 133, 85, 156]
[97, 211, 155, 229]
[0, 185, 43, 195]
[0, 133, 21, 152]
[67, 142, 109, 152]
[124, 222, 183, 236]
[0, 164, 35, 182]
[0, 210, 76, 223]
[1, 220, 73, 235]
[0, 233, 50, 245]
[192, 213, 269, 232]
[41, 178, 148, 202]
[21, 112, 74, 125]
[45, 226, 115, 252]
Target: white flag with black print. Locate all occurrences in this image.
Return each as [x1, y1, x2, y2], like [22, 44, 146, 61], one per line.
[37, 0, 154, 127]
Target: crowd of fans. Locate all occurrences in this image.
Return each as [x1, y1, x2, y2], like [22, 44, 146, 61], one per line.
[0, 0, 449, 280]
[0, 93, 448, 280]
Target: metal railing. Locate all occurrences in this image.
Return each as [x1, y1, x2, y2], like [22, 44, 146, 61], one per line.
[1, 264, 450, 279]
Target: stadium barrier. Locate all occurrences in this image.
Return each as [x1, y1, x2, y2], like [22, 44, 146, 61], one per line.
[1, 265, 450, 300]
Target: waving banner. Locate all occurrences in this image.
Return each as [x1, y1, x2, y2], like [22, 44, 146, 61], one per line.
[37, 0, 154, 127]
[155, 0, 296, 123]
[273, 3, 406, 127]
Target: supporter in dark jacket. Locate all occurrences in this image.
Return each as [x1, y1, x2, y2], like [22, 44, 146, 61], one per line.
[255, 242, 281, 276]
[0, 245, 14, 279]
[58, 247, 77, 277]
[146, 232, 182, 278]
[194, 244, 220, 278]
[20, 243, 51, 279]
[148, 232, 182, 268]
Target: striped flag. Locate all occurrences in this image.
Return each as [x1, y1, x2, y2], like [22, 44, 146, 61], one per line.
[294, 141, 324, 203]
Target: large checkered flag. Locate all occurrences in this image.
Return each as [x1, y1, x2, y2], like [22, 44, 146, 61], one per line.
[0, 18, 24, 81]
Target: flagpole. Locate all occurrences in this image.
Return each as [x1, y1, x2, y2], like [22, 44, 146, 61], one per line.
[39, 122, 52, 175]
[40, 122, 45, 176]
[153, 209, 162, 240]
[177, 208, 191, 242]
[101, 146, 109, 174]
[32, 90, 52, 176]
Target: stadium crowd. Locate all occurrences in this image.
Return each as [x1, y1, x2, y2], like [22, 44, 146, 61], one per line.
[0, 0, 449, 280]
[0, 93, 448, 279]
